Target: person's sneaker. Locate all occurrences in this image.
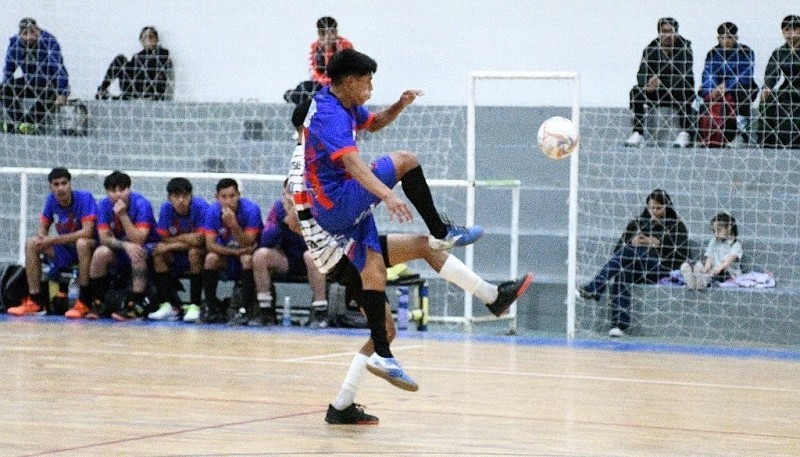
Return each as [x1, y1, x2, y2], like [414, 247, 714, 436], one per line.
[95, 87, 110, 100]
[65, 299, 90, 319]
[182, 304, 201, 322]
[324, 403, 379, 425]
[148, 302, 179, 321]
[680, 263, 697, 290]
[428, 224, 484, 250]
[308, 307, 329, 329]
[608, 327, 625, 338]
[112, 301, 145, 321]
[7, 297, 45, 316]
[17, 122, 37, 135]
[486, 272, 534, 317]
[672, 130, 690, 148]
[366, 353, 419, 392]
[85, 300, 104, 319]
[577, 286, 600, 301]
[624, 131, 644, 147]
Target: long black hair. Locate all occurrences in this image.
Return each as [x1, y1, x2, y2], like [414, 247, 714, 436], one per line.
[710, 211, 738, 241]
[639, 188, 679, 220]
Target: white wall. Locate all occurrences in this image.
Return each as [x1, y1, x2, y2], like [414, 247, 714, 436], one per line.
[4, 1, 796, 106]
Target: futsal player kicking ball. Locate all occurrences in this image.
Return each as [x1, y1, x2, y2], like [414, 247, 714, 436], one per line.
[290, 99, 532, 424]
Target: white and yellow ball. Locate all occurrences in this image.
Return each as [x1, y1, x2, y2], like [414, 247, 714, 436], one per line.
[537, 116, 579, 160]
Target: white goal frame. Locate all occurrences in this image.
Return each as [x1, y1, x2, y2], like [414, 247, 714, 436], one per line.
[468, 71, 580, 337]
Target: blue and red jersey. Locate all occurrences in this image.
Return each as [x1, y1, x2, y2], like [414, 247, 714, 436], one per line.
[304, 86, 375, 211]
[259, 199, 307, 261]
[41, 189, 97, 236]
[201, 198, 263, 246]
[157, 196, 209, 239]
[97, 191, 159, 243]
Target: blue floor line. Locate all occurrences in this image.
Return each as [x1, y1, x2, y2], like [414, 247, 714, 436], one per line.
[4, 314, 800, 362]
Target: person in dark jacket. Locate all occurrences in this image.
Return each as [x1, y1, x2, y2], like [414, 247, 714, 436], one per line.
[625, 17, 696, 148]
[1, 18, 69, 134]
[700, 22, 758, 142]
[580, 189, 689, 337]
[759, 14, 800, 148]
[96, 26, 173, 101]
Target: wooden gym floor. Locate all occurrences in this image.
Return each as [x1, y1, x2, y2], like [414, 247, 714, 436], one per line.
[1, 317, 799, 456]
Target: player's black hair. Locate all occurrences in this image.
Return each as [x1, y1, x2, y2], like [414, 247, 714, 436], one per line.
[717, 22, 737, 36]
[104, 170, 131, 190]
[710, 211, 738, 240]
[640, 188, 679, 220]
[216, 177, 239, 193]
[167, 177, 192, 195]
[658, 17, 679, 32]
[48, 167, 71, 183]
[316, 16, 337, 30]
[140, 26, 158, 40]
[291, 99, 312, 128]
[782, 14, 800, 30]
[327, 49, 377, 86]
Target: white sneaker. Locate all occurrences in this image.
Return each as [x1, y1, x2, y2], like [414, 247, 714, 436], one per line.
[624, 131, 643, 147]
[608, 327, 625, 338]
[366, 353, 419, 392]
[148, 302, 179, 321]
[672, 131, 690, 148]
[182, 304, 201, 322]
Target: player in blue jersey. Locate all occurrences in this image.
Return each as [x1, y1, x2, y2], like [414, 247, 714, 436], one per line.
[148, 177, 209, 322]
[90, 170, 160, 320]
[303, 48, 484, 395]
[201, 178, 263, 324]
[7, 168, 97, 317]
[251, 181, 329, 327]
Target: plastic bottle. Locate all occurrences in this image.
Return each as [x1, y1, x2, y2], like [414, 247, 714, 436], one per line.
[67, 269, 79, 302]
[396, 286, 409, 330]
[418, 282, 429, 331]
[282, 296, 292, 327]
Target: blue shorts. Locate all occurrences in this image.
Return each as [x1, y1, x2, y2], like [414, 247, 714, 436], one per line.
[50, 244, 79, 271]
[313, 156, 397, 271]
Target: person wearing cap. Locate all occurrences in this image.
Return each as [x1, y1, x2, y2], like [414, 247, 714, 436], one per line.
[1, 18, 69, 135]
[625, 17, 696, 149]
[759, 14, 800, 148]
[699, 22, 758, 146]
[283, 16, 354, 105]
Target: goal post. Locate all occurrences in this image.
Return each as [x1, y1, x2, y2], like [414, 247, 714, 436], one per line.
[468, 71, 580, 335]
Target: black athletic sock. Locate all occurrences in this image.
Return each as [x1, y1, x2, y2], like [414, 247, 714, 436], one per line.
[130, 291, 146, 306]
[203, 269, 220, 307]
[90, 276, 110, 304]
[359, 290, 392, 358]
[30, 291, 46, 307]
[401, 165, 447, 239]
[153, 272, 172, 304]
[78, 285, 92, 304]
[241, 269, 256, 311]
[188, 273, 202, 305]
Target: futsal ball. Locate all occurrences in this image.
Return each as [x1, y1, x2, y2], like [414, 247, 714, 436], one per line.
[537, 116, 578, 160]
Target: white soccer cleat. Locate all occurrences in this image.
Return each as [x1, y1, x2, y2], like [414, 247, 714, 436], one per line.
[366, 353, 419, 392]
[148, 302, 179, 321]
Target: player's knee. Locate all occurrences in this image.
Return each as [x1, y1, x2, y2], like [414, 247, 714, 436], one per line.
[392, 150, 420, 175]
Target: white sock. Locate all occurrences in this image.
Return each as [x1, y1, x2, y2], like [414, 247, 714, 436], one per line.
[438, 255, 498, 304]
[312, 299, 328, 310]
[331, 352, 368, 410]
[257, 292, 272, 309]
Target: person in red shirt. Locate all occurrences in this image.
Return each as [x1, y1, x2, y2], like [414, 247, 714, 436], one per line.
[283, 16, 354, 105]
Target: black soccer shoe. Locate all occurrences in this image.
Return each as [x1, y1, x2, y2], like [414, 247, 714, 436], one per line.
[486, 272, 533, 317]
[325, 403, 379, 425]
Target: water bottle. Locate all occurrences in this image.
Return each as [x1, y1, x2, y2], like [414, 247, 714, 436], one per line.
[396, 286, 409, 330]
[67, 269, 79, 302]
[418, 282, 429, 331]
[282, 296, 292, 327]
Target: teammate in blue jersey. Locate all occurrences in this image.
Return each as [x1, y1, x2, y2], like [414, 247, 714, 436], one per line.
[303, 49, 484, 394]
[91, 170, 160, 320]
[7, 168, 97, 317]
[148, 177, 209, 322]
[201, 178, 263, 324]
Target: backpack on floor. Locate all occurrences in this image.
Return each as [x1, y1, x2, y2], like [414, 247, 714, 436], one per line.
[0, 264, 29, 312]
[699, 94, 736, 147]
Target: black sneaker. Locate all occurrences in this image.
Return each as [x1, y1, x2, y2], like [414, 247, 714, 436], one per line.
[486, 272, 534, 317]
[324, 403, 379, 425]
[577, 286, 599, 301]
[111, 301, 145, 321]
[307, 308, 329, 329]
[247, 307, 277, 327]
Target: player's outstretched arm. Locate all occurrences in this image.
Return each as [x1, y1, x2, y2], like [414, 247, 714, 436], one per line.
[368, 90, 423, 132]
